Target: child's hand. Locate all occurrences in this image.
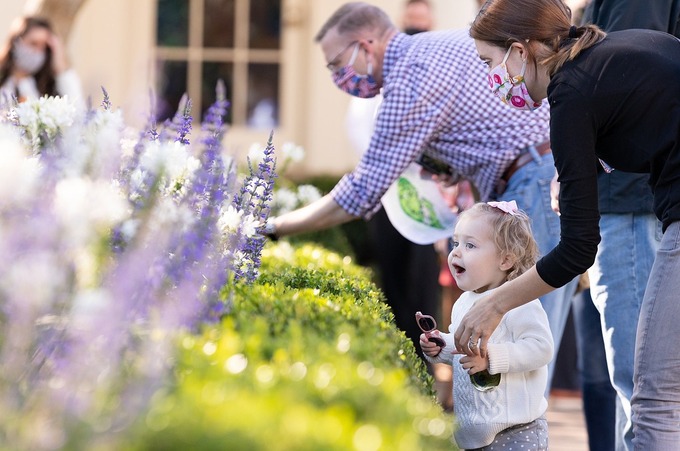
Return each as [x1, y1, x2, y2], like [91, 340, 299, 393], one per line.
[419, 333, 442, 357]
[459, 353, 489, 375]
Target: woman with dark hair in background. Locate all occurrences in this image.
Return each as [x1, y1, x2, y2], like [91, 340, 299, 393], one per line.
[0, 16, 82, 105]
[456, 1, 680, 448]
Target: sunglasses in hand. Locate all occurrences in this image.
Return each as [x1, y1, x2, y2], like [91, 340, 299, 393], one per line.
[415, 311, 446, 348]
[416, 311, 501, 392]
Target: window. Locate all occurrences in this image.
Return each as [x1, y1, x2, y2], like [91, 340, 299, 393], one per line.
[155, 0, 281, 127]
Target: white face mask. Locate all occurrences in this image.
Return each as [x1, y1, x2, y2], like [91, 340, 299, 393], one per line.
[13, 40, 46, 74]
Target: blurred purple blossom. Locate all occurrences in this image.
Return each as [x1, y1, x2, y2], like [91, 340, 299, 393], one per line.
[0, 84, 277, 448]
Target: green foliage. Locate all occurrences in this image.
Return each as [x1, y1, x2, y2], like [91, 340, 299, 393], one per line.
[287, 228, 357, 260]
[127, 243, 454, 450]
[283, 174, 375, 266]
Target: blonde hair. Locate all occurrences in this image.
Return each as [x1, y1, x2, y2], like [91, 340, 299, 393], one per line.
[471, 0, 606, 77]
[459, 203, 538, 281]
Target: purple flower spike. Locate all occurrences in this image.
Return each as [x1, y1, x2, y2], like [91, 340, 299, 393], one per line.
[101, 86, 112, 111]
[232, 132, 277, 283]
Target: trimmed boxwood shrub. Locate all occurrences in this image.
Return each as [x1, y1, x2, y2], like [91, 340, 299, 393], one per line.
[127, 243, 455, 450]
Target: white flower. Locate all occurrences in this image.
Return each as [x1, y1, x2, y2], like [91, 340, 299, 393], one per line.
[84, 108, 125, 153]
[120, 137, 139, 159]
[139, 141, 199, 195]
[0, 125, 41, 207]
[218, 205, 243, 234]
[14, 95, 77, 148]
[296, 184, 322, 206]
[241, 214, 261, 238]
[232, 250, 248, 268]
[90, 108, 124, 130]
[147, 198, 194, 233]
[57, 110, 125, 179]
[272, 187, 298, 214]
[53, 178, 130, 245]
[281, 141, 305, 163]
[247, 142, 265, 165]
[141, 141, 181, 178]
[129, 167, 146, 193]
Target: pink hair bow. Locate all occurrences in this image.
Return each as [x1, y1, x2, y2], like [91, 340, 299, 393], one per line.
[487, 200, 518, 215]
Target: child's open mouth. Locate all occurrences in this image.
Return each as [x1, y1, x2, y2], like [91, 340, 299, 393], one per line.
[452, 264, 465, 275]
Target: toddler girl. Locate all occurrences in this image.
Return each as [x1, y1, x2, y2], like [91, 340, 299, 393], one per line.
[419, 200, 553, 450]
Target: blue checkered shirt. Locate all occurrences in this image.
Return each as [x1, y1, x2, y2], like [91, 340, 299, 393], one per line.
[331, 29, 551, 218]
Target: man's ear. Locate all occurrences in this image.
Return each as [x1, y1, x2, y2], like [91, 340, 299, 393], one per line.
[499, 253, 515, 272]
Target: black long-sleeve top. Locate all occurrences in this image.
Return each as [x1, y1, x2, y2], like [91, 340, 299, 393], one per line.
[536, 29, 680, 288]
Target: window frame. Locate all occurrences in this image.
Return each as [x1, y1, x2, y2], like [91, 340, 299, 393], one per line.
[154, 0, 281, 126]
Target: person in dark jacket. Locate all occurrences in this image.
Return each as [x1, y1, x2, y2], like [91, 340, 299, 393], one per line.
[461, 1, 680, 449]
[575, 1, 680, 449]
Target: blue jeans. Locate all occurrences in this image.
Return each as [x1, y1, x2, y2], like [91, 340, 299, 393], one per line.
[632, 221, 680, 450]
[496, 151, 579, 388]
[573, 288, 617, 451]
[588, 213, 660, 451]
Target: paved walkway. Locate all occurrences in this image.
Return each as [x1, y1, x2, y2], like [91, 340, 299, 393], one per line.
[547, 394, 588, 450]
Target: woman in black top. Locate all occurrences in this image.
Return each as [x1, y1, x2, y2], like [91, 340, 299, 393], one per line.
[455, 0, 680, 448]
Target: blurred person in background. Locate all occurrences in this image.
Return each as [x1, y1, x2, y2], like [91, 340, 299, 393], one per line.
[464, 1, 680, 447]
[0, 16, 82, 106]
[571, 1, 679, 449]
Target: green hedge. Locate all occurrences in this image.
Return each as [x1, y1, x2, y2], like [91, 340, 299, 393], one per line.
[128, 243, 454, 450]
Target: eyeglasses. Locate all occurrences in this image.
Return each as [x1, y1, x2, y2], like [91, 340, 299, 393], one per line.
[416, 312, 501, 392]
[415, 311, 446, 347]
[326, 41, 358, 72]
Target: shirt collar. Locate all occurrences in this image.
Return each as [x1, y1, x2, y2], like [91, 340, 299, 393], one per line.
[382, 32, 413, 80]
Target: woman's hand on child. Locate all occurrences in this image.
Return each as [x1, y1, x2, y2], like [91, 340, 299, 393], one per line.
[454, 296, 504, 359]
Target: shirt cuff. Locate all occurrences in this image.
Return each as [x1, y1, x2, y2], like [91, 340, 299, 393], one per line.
[330, 174, 382, 220]
[487, 343, 510, 375]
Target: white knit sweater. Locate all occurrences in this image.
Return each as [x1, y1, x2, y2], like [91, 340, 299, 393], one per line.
[425, 289, 554, 449]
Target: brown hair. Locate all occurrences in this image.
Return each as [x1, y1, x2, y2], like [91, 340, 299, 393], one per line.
[459, 203, 539, 281]
[315, 2, 394, 42]
[471, 0, 606, 76]
[0, 16, 57, 97]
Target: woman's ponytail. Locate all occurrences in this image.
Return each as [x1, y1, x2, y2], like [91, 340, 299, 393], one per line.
[541, 24, 606, 76]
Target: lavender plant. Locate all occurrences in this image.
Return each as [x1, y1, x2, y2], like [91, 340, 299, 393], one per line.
[232, 133, 277, 283]
[0, 84, 276, 449]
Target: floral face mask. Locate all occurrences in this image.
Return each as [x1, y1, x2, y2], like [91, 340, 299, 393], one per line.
[488, 46, 541, 111]
[332, 43, 380, 98]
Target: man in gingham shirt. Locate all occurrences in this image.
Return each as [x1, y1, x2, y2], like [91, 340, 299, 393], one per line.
[268, 2, 578, 387]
